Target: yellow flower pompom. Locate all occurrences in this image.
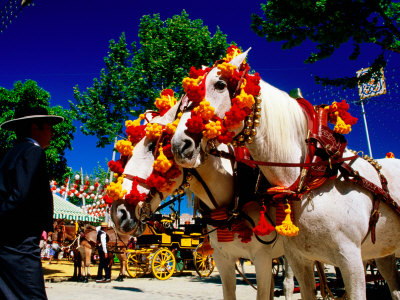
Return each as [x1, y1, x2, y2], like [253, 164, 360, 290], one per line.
[146, 123, 163, 140]
[182, 76, 203, 92]
[224, 46, 242, 62]
[193, 100, 215, 121]
[165, 113, 182, 135]
[125, 114, 145, 128]
[203, 120, 222, 140]
[275, 204, 299, 237]
[116, 140, 134, 156]
[234, 88, 255, 110]
[155, 92, 177, 112]
[217, 62, 237, 79]
[333, 116, 352, 134]
[153, 145, 173, 173]
[106, 177, 127, 201]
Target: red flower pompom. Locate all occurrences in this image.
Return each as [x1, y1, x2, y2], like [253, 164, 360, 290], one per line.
[186, 114, 205, 134]
[161, 89, 174, 97]
[103, 195, 114, 205]
[125, 181, 147, 206]
[108, 159, 125, 174]
[126, 125, 146, 145]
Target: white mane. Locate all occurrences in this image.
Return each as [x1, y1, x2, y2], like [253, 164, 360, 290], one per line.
[257, 80, 308, 163]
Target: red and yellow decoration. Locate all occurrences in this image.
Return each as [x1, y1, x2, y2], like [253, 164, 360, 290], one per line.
[386, 152, 395, 158]
[325, 100, 358, 134]
[182, 45, 261, 144]
[106, 89, 182, 207]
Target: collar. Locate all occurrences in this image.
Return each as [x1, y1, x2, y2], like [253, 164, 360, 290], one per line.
[26, 137, 40, 147]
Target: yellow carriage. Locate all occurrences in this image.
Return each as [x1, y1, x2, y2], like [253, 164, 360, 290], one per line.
[126, 217, 214, 280]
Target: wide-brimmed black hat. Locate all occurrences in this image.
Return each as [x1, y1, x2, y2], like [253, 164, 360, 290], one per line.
[0, 106, 64, 131]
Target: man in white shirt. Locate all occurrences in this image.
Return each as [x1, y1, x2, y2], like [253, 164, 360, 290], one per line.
[96, 222, 111, 282]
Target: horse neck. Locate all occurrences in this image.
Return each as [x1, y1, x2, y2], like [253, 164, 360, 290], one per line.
[247, 81, 308, 187]
[189, 154, 234, 210]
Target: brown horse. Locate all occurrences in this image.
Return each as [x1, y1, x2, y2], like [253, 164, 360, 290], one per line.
[79, 224, 130, 282]
[52, 220, 86, 281]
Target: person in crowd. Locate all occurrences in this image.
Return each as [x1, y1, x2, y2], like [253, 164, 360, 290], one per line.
[0, 106, 63, 299]
[48, 230, 61, 264]
[39, 231, 47, 259]
[96, 222, 111, 283]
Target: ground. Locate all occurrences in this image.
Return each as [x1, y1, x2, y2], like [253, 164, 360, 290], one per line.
[42, 259, 392, 300]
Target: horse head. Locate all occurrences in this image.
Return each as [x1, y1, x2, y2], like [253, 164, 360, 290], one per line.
[111, 103, 185, 237]
[171, 47, 251, 168]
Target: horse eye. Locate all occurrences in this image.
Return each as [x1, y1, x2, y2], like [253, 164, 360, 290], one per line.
[214, 80, 227, 91]
[148, 142, 156, 153]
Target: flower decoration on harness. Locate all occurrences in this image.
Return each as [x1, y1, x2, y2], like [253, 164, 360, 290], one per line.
[182, 45, 261, 144]
[324, 99, 358, 134]
[155, 89, 177, 116]
[106, 89, 182, 206]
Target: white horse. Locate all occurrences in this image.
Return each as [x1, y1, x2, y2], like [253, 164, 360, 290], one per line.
[110, 102, 294, 300]
[170, 49, 400, 299]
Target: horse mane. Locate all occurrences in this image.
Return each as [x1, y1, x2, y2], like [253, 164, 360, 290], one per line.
[258, 80, 308, 162]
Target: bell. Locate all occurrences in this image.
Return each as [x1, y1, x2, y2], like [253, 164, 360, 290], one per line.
[246, 137, 253, 144]
[238, 135, 245, 142]
[178, 188, 184, 195]
[254, 119, 260, 127]
[256, 97, 262, 104]
[186, 174, 193, 181]
[256, 105, 262, 112]
[255, 112, 261, 118]
[246, 120, 253, 127]
[251, 129, 257, 136]
[244, 129, 251, 136]
[183, 182, 190, 189]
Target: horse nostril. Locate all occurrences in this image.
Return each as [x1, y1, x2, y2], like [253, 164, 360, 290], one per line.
[118, 206, 128, 222]
[181, 138, 194, 156]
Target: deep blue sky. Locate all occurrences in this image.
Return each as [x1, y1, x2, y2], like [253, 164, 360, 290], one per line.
[1, 0, 399, 177]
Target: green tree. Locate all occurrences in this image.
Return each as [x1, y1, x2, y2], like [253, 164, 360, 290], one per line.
[71, 10, 231, 147]
[0, 80, 76, 182]
[251, 0, 400, 88]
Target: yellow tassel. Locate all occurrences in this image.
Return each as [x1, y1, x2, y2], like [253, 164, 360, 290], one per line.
[275, 203, 299, 237]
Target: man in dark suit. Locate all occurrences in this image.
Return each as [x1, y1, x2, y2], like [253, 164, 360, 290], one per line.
[0, 106, 63, 299]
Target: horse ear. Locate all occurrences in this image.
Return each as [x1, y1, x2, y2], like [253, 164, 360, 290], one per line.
[229, 47, 251, 68]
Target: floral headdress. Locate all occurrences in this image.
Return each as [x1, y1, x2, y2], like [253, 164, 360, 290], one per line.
[104, 89, 182, 206]
[183, 45, 261, 145]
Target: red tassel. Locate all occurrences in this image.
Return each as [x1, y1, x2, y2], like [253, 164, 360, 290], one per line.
[253, 205, 275, 236]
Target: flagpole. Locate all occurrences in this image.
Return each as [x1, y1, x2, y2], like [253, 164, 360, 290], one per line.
[359, 99, 373, 158]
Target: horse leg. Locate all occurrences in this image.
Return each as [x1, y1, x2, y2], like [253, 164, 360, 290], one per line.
[253, 254, 272, 300]
[282, 256, 294, 300]
[116, 253, 126, 281]
[84, 247, 92, 280]
[335, 249, 366, 299]
[375, 255, 400, 299]
[284, 252, 316, 300]
[212, 251, 237, 300]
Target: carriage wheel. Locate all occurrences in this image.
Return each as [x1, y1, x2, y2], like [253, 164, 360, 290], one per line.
[151, 248, 176, 280]
[126, 253, 148, 278]
[194, 244, 215, 277]
[174, 250, 185, 275]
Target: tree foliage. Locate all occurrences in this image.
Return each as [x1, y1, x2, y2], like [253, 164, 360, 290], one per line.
[0, 80, 76, 182]
[71, 10, 231, 147]
[251, 0, 400, 88]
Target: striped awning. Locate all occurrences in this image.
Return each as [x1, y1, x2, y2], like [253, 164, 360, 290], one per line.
[53, 194, 99, 222]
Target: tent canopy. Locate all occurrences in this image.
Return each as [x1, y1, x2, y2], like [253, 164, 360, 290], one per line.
[53, 194, 99, 222]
